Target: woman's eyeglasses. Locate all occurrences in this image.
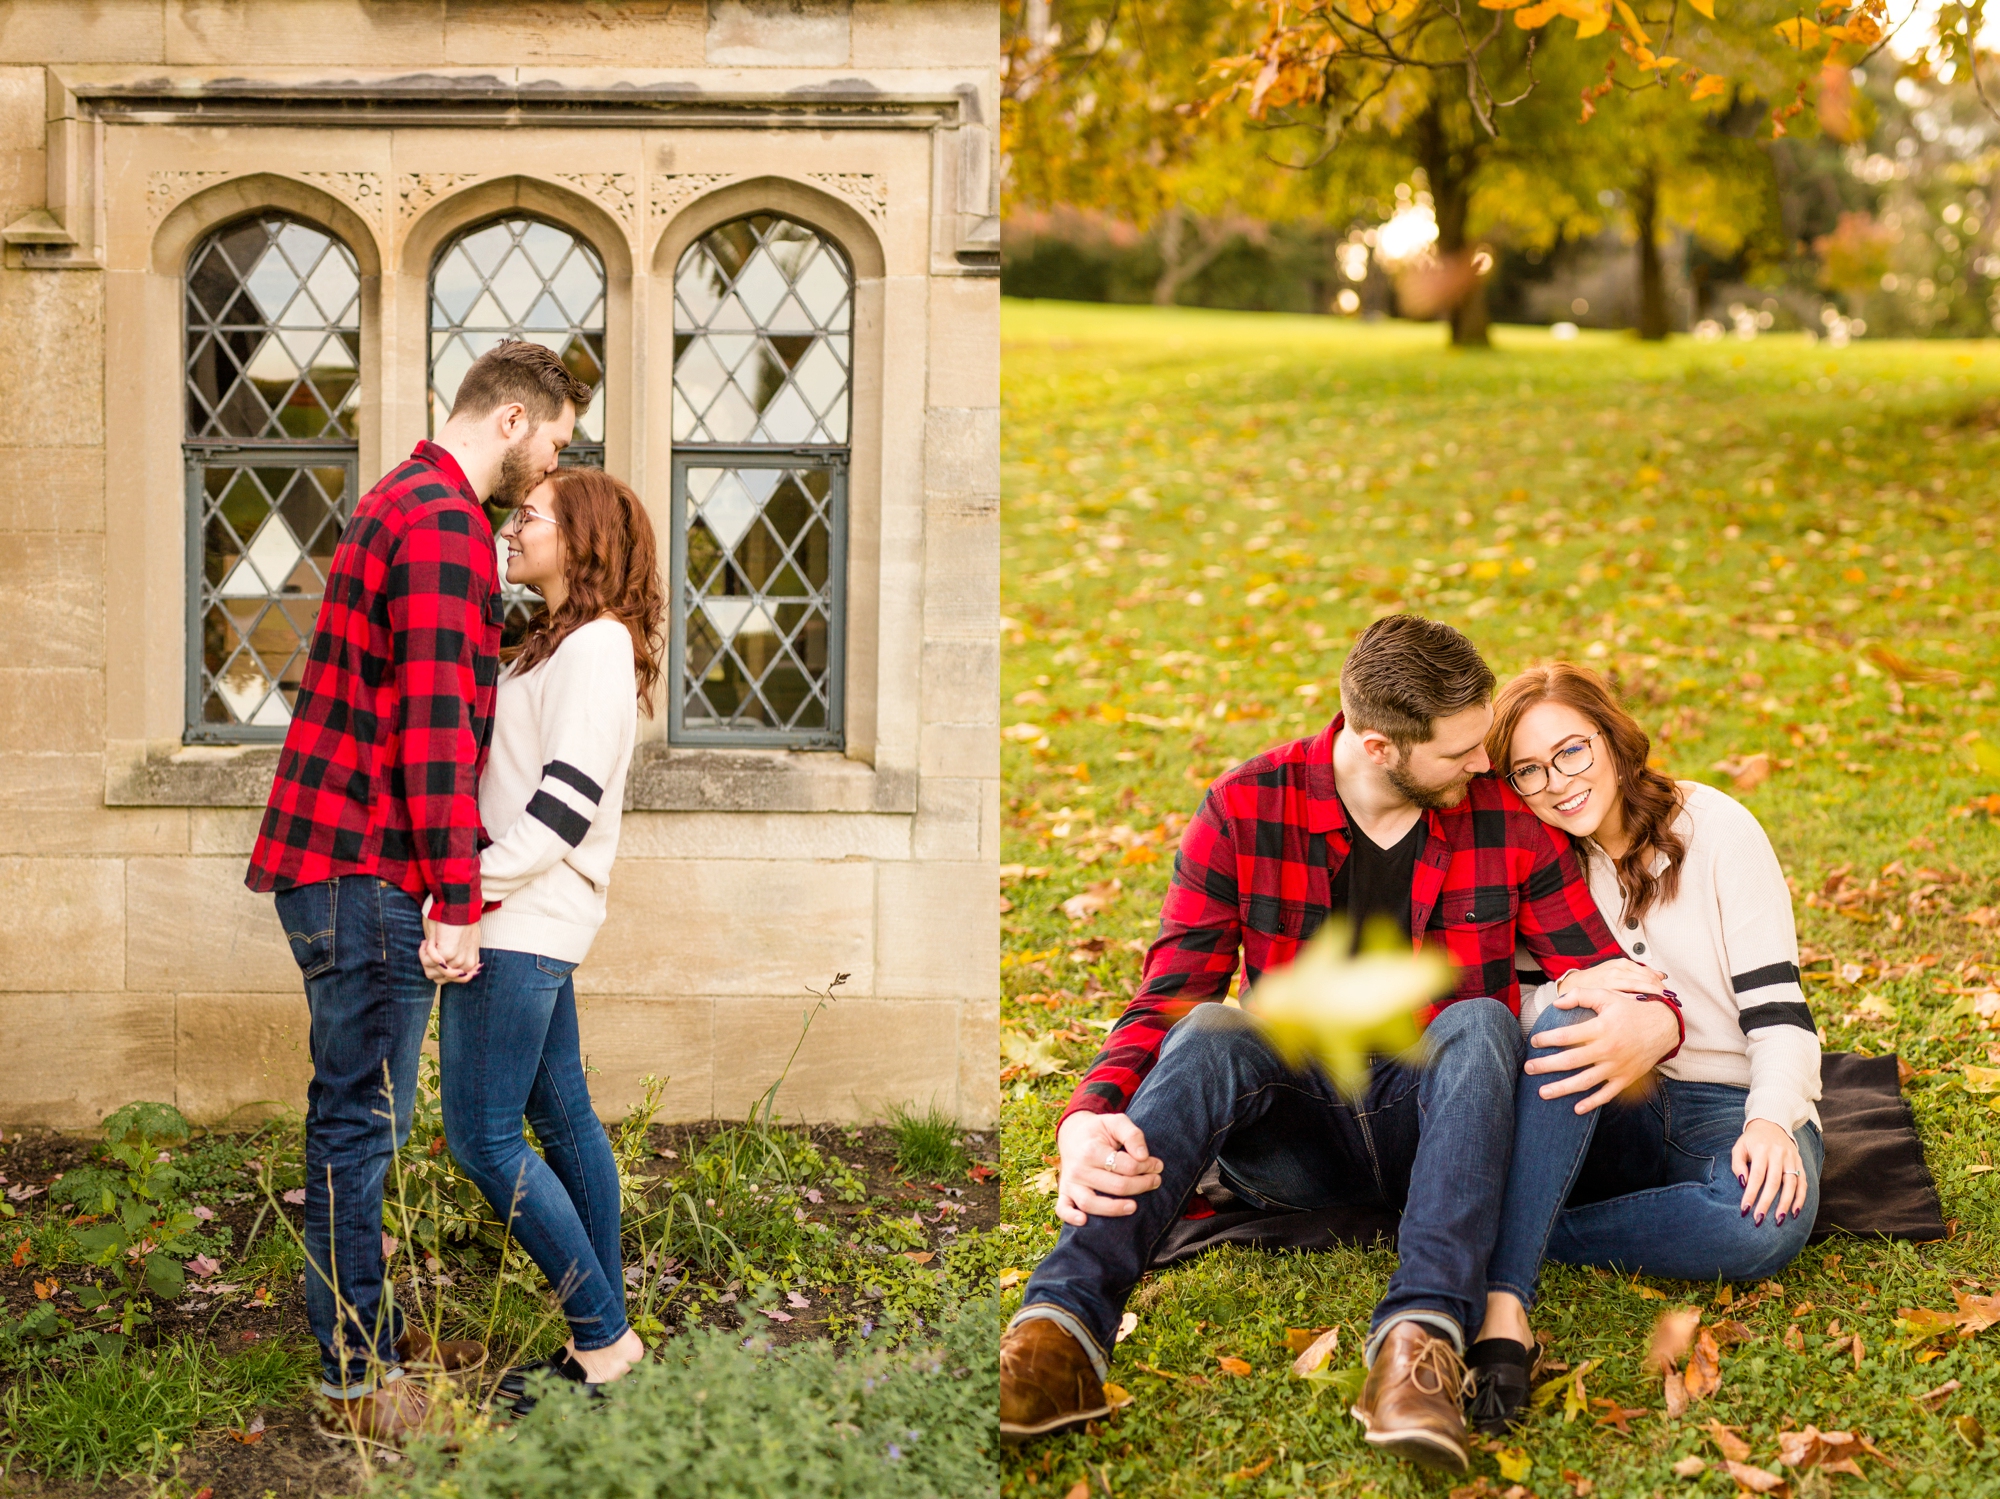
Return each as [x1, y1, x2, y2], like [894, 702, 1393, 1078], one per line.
[500, 504, 560, 537]
[1506, 732, 1601, 797]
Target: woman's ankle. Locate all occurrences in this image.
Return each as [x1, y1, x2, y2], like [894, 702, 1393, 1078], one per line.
[1476, 1291, 1533, 1349]
[567, 1328, 643, 1383]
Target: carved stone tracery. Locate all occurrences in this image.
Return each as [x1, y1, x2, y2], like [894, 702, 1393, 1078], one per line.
[805, 172, 887, 225]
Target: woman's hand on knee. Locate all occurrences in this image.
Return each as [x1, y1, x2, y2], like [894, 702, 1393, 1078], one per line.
[1731, 1119, 1807, 1227]
[1053, 1111, 1164, 1228]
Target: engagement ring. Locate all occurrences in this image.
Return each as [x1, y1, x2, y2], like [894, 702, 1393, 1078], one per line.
[1105, 1150, 1119, 1172]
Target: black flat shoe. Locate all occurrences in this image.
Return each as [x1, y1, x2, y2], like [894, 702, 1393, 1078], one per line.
[1465, 1338, 1535, 1436]
[494, 1354, 562, 1403]
[508, 1350, 611, 1419]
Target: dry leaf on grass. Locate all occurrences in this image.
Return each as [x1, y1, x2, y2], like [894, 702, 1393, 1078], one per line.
[1724, 1459, 1788, 1493]
[1776, 1425, 1864, 1477]
[1063, 1481, 1090, 1499]
[1713, 752, 1773, 792]
[1648, 1306, 1703, 1372]
[1672, 1454, 1706, 1477]
[1684, 1327, 1723, 1399]
[1664, 1370, 1689, 1417]
[1289, 1326, 1341, 1375]
[1707, 1421, 1752, 1462]
[1101, 1381, 1135, 1411]
[1116, 1312, 1138, 1343]
[1216, 1355, 1252, 1377]
[1784, 1323, 1805, 1353]
[1060, 879, 1122, 923]
[1912, 1378, 1962, 1410]
[1562, 1469, 1595, 1497]
[1495, 1446, 1531, 1481]
[1229, 1457, 1274, 1481]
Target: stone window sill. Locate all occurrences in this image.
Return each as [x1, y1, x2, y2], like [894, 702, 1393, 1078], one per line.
[104, 740, 914, 814]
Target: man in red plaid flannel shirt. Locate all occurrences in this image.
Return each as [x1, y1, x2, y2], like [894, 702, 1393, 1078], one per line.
[1001, 616, 1685, 1472]
[246, 342, 590, 1446]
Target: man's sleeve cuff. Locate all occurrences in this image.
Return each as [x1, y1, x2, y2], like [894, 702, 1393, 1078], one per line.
[1639, 991, 1685, 1062]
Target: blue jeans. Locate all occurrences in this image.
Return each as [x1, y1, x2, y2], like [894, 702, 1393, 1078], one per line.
[438, 949, 628, 1351]
[274, 876, 432, 1397]
[1487, 1003, 1825, 1309]
[1016, 998, 1524, 1373]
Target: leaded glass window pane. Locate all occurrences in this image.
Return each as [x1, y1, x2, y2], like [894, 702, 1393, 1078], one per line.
[673, 215, 852, 446]
[428, 216, 606, 466]
[671, 455, 844, 745]
[670, 214, 851, 749]
[184, 213, 361, 741]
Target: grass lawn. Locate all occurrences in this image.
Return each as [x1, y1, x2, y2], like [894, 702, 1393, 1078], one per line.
[997, 300, 2000, 1499]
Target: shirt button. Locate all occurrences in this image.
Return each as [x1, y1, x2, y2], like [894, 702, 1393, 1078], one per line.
[1625, 918, 1639, 929]
[1633, 943, 1647, 955]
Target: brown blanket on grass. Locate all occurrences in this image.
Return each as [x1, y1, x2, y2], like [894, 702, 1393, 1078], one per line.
[1146, 1052, 1946, 1271]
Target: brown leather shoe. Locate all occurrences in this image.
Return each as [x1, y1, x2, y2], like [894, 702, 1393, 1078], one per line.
[321, 1377, 451, 1450]
[1349, 1321, 1471, 1472]
[396, 1327, 488, 1374]
[999, 1317, 1111, 1442]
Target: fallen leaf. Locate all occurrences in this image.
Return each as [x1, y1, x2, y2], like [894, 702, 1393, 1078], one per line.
[1217, 1355, 1252, 1377]
[1102, 1380, 1135, 1410]
[1707, 1420, 1752, 1462]
[5, 1184, 43, 1202]
[1290, 1326, 1341, 1376]
[1913, 1378, 1961, 1410]
[901, 1251, 934, 1265]
[1712, 751, 1772, 792]
[1028, 1166, 1059, 1195]
[1784, 1323, 1805, 1353]
[31, 1278, 56, 1301]
[187, 1254, 221, 1279]
[1684, 1328, 1723, 1399]
[787, 1290, 811, 1308]
[968, 1162, 998, 1183]
[1724, 1459, 1787, 1493]
[1060, 879, 1122, 923]
[281, 1187, 306, 1205]
[997, 1268, 1024, 1290]
[1063, 1482, 1090, 1499]
[192, 1205, 216, 1221]
[1954, 1414, 1985, 1449]
[1647, 1305, 1702, 1372]
[1229, 1457, 1274, 1481]
[763, 1309, 793, 1322]
[1117, 1312, 1138, 1343]
[1495, 1445, 1531, 1481]
[1664, 1369, 1689, 1417]
[226, 1416, 265, 1445]
[1672, 1454, 1707, 1477]
[1852, 1333, 1865, 1368]
[1592, 1398, 1649, 1435]
[1562, 1469, 1595, 1497]
[1963, 1066, 2000, 1094]
[381, 1234, 399, 1260]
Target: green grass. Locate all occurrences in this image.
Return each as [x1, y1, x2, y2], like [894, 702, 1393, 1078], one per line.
[997, 301, 2000, 1498]
[886, 1102, 973, 1182]
[0, 1334, 314, 1481]
[376, 1296, 1001, 1499]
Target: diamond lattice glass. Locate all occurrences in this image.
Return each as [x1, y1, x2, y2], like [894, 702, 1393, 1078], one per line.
[681, 464, 836, 733]
[185, 216, 360, 440]
[673, 215, 852, 446]
[429, 217, 606, 453]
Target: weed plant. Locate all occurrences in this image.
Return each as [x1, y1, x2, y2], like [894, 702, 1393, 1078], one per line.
[885, 1102, 972, 1181]
[379, 1296, 1001, 1499]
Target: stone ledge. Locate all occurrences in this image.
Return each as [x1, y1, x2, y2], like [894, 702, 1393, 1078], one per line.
[102, 739, 919, 815]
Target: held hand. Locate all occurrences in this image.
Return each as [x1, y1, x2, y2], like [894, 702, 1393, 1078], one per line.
[1053, 1110, 1165, 1228]
[1731, 1118, 1808, 1226]
[1558, 957, 1666, 998]
[1524, 988, 1681, 1114]
[423, 917, 482, 984]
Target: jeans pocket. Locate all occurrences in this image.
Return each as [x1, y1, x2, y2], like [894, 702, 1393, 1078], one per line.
[275, 883, 337, 981]
[535, 955, 578, 980]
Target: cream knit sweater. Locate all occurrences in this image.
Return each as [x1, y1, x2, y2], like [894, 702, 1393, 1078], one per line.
[475, 616, 637, 964]
[1518, 780, 1822, 1134]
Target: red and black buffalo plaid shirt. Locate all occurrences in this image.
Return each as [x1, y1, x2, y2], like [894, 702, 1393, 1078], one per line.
[246, 442, 500, 926]
[1064, 714, 1682, 1121]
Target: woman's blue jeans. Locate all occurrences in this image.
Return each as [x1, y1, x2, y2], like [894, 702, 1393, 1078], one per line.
[438, 949, 629, 1351]
[1487, 1003, 1824, 1309]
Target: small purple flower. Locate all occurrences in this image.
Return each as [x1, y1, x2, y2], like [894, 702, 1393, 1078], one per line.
[860, 1319, 874, 1339]
[886, 1444, 903, 1461]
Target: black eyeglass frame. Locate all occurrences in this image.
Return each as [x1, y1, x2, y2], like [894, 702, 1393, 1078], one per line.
[1505, 731, 1602, 797]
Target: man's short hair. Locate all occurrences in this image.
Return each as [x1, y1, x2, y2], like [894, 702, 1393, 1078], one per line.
[448, 339, 593, 426]
[1338, 614, 1496, 748]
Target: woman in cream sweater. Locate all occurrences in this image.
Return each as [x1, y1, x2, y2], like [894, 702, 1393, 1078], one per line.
[1465, 662, 1822, 1433]
[420, 466, 664, 1407]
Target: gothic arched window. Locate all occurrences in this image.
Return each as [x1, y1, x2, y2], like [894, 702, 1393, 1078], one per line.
[184, 213, 360, 738]
[429, 215, 607, 637]
[670, 214, 852, 747]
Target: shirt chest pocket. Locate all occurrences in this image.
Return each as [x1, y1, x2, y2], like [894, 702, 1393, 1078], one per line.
[1436, 885, 1516, 931]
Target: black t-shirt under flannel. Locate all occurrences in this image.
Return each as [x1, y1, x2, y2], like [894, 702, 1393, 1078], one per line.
[1328, 809, 1424, 948]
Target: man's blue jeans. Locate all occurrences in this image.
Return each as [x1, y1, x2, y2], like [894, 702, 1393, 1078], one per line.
[1486, 1003, 1824, 1309]
[438, 949, 629, 1351]
[274, 876, 432, 1397]
[1016, 998, 1524, 1374]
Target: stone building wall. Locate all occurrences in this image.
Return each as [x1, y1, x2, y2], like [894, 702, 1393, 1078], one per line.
[0, 1, 1000, 1130]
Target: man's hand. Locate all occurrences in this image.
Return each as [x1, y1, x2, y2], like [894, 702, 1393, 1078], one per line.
[1556, 956, 1665, 998]
[1524, 986, 1680, 1114]
[422, 917, 481, 985]
[1054, 1110, 1165, 1227]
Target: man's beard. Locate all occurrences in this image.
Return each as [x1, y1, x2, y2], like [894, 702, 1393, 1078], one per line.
[491, 438, 541, 509]
[1387, 752, 1474, 811]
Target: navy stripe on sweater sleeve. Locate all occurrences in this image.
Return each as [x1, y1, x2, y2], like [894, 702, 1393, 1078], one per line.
[526, 789, 592, 847]
[543, 759, 604, 805]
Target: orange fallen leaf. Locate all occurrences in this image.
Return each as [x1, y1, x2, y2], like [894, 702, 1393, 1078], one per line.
[1284, 1326, 1334, 1354]
[1672, 1454, 1707, 1477]
[31, 1279, 56, 1301]
[1562, 1469, 1595, 1497]
[1913, 1378, 1962, 1410]
[1707, 1420, 1752, 1462]
[1663, 1369, 1689, 1418]
[1101, 1381, 1134, 1411]
[1290, 1326, 1342, 1376]
[1063, 1482, 1090, 1499]
[1724, 1459, 1787, 1493]
[1217, 1355, 1252, 1377]
[1784, 1323, 1805, 1353]
[901, 1251, 935, 1265]
[1060, 879, 1122, 923]
[1647, 1305, 1702, 1373]
[1229, 1457, 1274, 1481]
[1684, 1328, 1723, 1399]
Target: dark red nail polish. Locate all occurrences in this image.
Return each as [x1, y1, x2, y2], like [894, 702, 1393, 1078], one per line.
[1755, 1213, 1764, 1226]
[1738, 1174, 1746, 1186]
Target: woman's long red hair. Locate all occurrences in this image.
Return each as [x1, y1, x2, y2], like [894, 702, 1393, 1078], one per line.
[502, 467, 667, 714]
[1487, 662, 1688, 920]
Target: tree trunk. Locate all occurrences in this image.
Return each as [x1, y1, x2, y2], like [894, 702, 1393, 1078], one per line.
[1152, 209, 1237, 306]
[1419, 103, 1489, 349]
[1633, 168, 1670, 341]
